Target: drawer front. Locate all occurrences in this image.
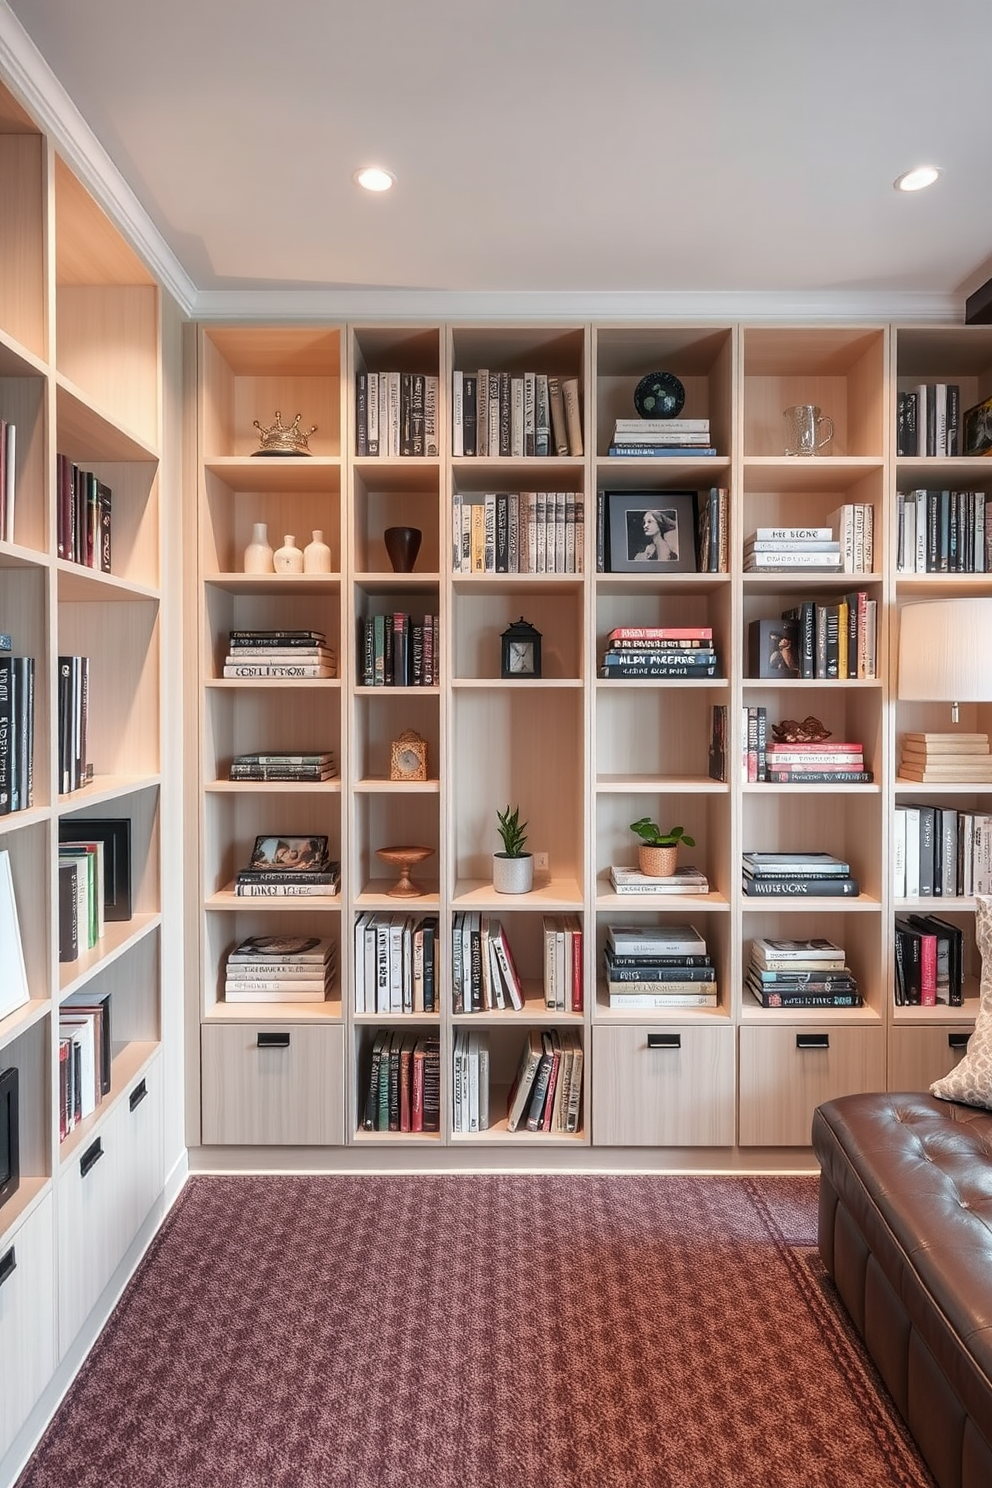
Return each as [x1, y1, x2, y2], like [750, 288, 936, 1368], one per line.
[0, 1192, 56, 1458]
[592, 1024, 736, 1147]
[57, 1102, 125, 1355]
[739, 1024, 886, 1147]
[889, 1024, 972, 1092]
[201, 1023, 345, 1146]
[114, 1060, 164, 1260]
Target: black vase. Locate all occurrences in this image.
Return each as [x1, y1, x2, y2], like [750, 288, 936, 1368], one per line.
[384, 526, 422, 573]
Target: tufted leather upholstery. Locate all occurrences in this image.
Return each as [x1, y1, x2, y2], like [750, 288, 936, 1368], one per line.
[813, 1092, 992, 1488]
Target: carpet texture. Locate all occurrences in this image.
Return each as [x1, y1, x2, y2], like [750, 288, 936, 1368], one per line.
[17, 1173, 934, 1488]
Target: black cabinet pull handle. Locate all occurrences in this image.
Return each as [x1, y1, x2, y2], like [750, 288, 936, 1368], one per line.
[647, 1033, 681, 1050]
[796, 1033, 830, 1050]
[949, 1033, 971, 1050]
[129, 1078, 148, 1112]
[80, 1138, 104, 1178]
[0, 1247, 15, 1288]
[257, 1032, 291, 1049]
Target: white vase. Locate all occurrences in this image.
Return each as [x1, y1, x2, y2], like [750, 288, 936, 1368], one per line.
[274, 534, 303, 573]
[304, 529, 332, 573]
[492, 853, 534, 894]
[243, 521, 274, 573]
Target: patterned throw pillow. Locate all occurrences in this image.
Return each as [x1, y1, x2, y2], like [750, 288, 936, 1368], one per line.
[931, 894, 992, 1107]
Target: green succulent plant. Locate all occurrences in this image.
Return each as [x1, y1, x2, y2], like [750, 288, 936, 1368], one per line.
[629, 817, 696, 849]
[496, 804, 529, 858]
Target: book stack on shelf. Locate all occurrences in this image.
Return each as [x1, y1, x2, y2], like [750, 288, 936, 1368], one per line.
[599, 626, 717, 680]
[56, 457, 112, 571]
[224, 933, 335, 1003]
[0, 417, 15, 542]
[898, 733, 992, 785]
[608, 863, 710, 895]
[764, 738, 871, 785]
[603, 921, 716, 1008]
[506, 1028, 583, 1134]
[0, 634, 35, 814]
[234, 834, 339, 898]
[778, 592, 876, 679]
[450, 912, 524, 1013]
[826, 504, 875, 573]
[57, 654, 90, 795]
[608, 417, 714, 458]
[894, 913, 964, 1007]
[451, 490, 584, 574]
[894, 802, 992, 898]
[747, 937, 860, 1009]
[696, 486, 729, 572]
[744, 526, 842, 573]
[223, 629, 336, 680]
[896, 384, 960, 457]
[355, 371, 440, 458]
[451, 369, 582, 458]
[353, 912, 438, 1014]
[357, 611, 439, 687]
[896, 491, 989, 574]
[451, 1028, 490, 1132]
[362, 1030, 441, 1133]
[542, 914, 583, 1012]
[741, 851, 860, 898]
[228, 752, 337, 783]
[58, 989, 112, 1139]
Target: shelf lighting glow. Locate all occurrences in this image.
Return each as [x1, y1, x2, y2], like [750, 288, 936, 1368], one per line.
[353, 167, 396, 193]
[894, 165, 941, 193]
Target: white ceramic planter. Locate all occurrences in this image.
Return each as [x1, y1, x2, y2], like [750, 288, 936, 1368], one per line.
[492, 852, 534, 894]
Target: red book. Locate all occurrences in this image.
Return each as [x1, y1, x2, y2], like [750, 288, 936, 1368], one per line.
[766, 741, 863, 754]
[919, 932, 937, 1006]
[570, 915, 583, 1013]
[411, 1040, 426, 1132]
[608, 626, 713, 641]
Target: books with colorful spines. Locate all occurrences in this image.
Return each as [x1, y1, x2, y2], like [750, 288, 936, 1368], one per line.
[763, 752, 865, 770]
[905, 911, 964, 1006]
[894, 918, 936, 1006]
[567, 913, 583, 1013]
[607, 923, 707, 955]
[601, 647, 717, 667]
[608, 626, 712, 641]
[609, 865, 709, 894]
[599, 657, 717, 678]
[524, 1033, 556, 1131]
[742, 875, 859, 896]
[742, 851, 852, 876]
[750, 936, 845, 964]
[607, 989, 718, 1008]
[539, 1030, 563, 1132]
[506, 1029, 544, 1132]
[607, 637, 709, 650]
[748, 986, 863, 1009]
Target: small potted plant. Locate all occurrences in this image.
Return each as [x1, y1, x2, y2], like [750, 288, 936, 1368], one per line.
[493, 804, 534, 894]
[629, 817, 695, 878]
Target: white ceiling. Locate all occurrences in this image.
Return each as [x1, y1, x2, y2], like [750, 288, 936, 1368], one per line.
[4, 0, 992, 315]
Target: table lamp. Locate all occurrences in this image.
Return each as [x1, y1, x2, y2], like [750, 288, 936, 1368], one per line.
[897, 598, 992, 723]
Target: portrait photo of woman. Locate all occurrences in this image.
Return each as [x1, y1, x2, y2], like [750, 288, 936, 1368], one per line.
[630, 507, 679, 562]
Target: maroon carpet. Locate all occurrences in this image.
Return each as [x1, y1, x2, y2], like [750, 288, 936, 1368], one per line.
[18, 1173, 933, 1488]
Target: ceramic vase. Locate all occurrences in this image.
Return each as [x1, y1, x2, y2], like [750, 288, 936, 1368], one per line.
[243, 521, 274, 574]
[304, 529, 332, 573]
[274, 534, 304, 573]
[492, 852, 534, 895]
[384, 525, 422, 573]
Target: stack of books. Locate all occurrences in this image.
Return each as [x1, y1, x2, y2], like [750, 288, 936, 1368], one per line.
[228, 752, 337, 783]
[898, 733, 992, 784]
[234, 834, 339, 897]
[609, 863, 709, 895]
[742, 851, 860, 897]
[608, 417, 714, 458]
[764, 739, 872, 785]
[362, 1030, 441, 1132]
[599, 626, 717, 679]
[223, 629, 336, 680]
[604, 922, 716, 1008]
[747, 936, 860, 1009]
[505, 1028, 583, 1134]
[224, 933, 335, 1002]
[743, 527, 842, 573]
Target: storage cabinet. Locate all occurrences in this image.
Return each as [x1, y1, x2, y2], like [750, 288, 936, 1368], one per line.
[201, 1022, 344, 1146]
[592, 1024, 735, 1146]
[0, 1192, 56, 1460]
[739, 1024, 886, 1146]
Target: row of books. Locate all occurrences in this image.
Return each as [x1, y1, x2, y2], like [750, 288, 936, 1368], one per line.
[608, 864, 710, 896]
[742, 707, 871, 785]
[604, 928, 716, 1008]
[354, 913, 438, 1015]
[894, 802, 992, 899]
[0, 638, 34, 814]
[354, 371, 440, 458]
[223, 628, 337, 680]
[56, 456, 112, 571]
[228, 752, 338, 785]
[58, 833, 107, 961]
[450, 490, 585, 574]
[696, 486, 729, 572]
[223, 934, 335, 1003]
[895, 489, 991, 573]
[608, 416, 714, 459]
[896, 384, 961, 457]
[451, 370, 582, 458]
[599, 626, 718, 680]
[58, 654, 90, 795]
[59, 988, 112, 1140]
[746, 935, 860, 1009]
[894, 914, 964, 1006]
[0, 418, 15, 543]
[742, 851, 859, 898]
[783, 592, 877, 680]
[506, 1028, 583, 1133]
[357, 612, 439, 687]
[362, 1030, 441, 1132]
[898, 733, 992, 785]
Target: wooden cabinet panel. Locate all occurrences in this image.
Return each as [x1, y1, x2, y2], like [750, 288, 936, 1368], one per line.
[739, 1023, 885, 1146]
[592, 1024, 736, 1147]
[0, 1192, 56, 1459]
[889, 1024, 972, 1092]
[201, 1023, 344, 1146]
[57, 1099, 125, 1355]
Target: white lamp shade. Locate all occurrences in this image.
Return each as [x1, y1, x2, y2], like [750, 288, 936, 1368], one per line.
[897, 599, 992, 701]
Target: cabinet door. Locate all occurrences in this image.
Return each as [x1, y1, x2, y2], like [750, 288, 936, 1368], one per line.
[57, 1105, 125, 1355]
[114, 1060, 164, 1257]
[889, 1024, 971, 1092]
[201, 1023, 344, 1146]
[0, 1192, 56, 1459]
[738, 1024, 885, 1146]
[592, 1024, 736, 1146]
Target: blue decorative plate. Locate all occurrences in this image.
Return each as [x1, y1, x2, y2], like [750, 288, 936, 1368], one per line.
[633, 371, 686, 419]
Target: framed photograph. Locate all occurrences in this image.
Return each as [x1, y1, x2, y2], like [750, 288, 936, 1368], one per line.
[248, 835, 329, 872]
[605, 490, 699, 574]
[58, 817, 132, 922]
[962, 394, 992, 456]
[0, 850, 29, 1020]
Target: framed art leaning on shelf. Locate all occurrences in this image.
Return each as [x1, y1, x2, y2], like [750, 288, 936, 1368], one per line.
[605, 490, 698, 573]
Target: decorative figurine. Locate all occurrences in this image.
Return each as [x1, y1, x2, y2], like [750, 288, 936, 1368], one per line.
[251, 410, 317, 457]
[772, 715, 833, 743]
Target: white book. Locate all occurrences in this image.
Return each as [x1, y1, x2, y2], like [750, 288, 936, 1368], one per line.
[608, 991, 718, 1008]
[478, 1035, 490, 1132]
[903, 807, 921, 897]
[613, 418, 710, 434]
[423, 374, 439, 456]
[510, 375, 525, 457]
[751, 526, 832, 541]
[744, 538, 840, 553]
[0, 850, 30, 1019]
[467, 1030, 480, 1132]
[402, 915, 414, 1014]
[483, 493, 496, 572]
[524, 372, 536, 455]
[367, 372, 380, 455]
[554, 489, 566, 573]
[451, 370, 464, 457]
[745, 551, 842, 568]
[893, 808, 907, 899]
[60, 1013, 98, 1117]
[825, 505, 855, 570]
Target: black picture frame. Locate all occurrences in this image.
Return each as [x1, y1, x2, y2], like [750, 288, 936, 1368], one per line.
[248, 835, 329, 871]
[962, 394, 992, 456]
[605, 490, 699, 574]
[58, 817, 132, 922]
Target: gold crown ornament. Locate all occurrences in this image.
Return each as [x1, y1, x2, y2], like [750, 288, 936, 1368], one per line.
[251, 410, 317, 457]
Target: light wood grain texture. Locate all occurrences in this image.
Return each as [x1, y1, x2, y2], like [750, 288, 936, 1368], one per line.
[592, 1024, 736, 1146]
[888, 1024, 972, 1091]
[200, 1022, 344, 1145]
[738, 1024, 885, 1146]
[0, 1191, 57, 1458]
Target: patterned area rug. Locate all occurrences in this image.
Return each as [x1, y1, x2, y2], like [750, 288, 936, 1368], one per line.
[17, 1173, 934, 1488]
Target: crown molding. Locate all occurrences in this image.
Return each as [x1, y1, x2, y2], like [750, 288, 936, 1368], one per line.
[0, 3, 197, 315]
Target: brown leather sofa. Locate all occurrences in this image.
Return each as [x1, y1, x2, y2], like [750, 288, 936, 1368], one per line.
[812, 1091, 992, 1488]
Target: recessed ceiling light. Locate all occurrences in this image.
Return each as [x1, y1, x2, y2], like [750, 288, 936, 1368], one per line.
[353, 167, 396, 193]
[894, 165, 941, 193]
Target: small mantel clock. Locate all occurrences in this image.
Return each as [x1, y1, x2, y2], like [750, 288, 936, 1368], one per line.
[500, 617, 542, 679]
[389, 729, 429, 781]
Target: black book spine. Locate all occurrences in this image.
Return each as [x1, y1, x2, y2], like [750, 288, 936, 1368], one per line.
[462, 374, 477, 457]
[355, 372, 368, 457]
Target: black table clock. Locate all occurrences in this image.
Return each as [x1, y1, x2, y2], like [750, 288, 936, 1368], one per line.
[500, 617, 542, 679]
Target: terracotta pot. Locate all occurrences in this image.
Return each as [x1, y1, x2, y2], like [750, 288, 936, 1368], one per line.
[638, 844, 678, 878]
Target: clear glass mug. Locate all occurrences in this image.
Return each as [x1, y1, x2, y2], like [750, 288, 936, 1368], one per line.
[784, 404, 834, 456]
